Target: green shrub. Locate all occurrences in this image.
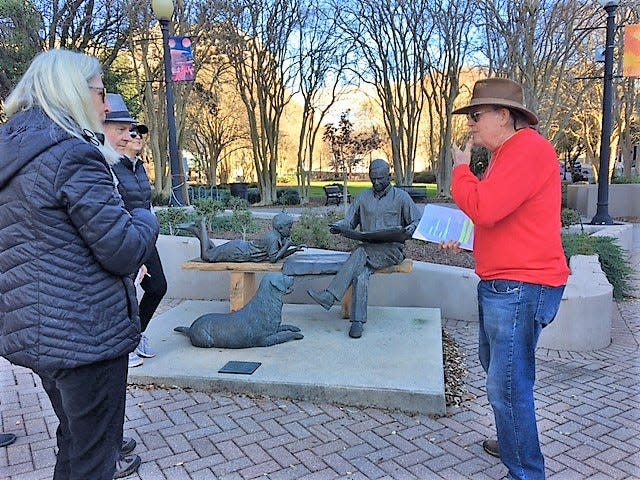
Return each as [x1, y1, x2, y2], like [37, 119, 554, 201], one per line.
[277, 188, 301, 205]
[291, 210, 343, 250]
[413, 170, 436, 183]
[562, 233, 634, 299]
[226, 196, 258, 239]
[155, 207, 194, 235]
[151, 192, 170, 206]
[247, 187, 261, 204]
[612, 175, 640, 184]
[561, 208, 582, 227]
[193, 198, 225, 231]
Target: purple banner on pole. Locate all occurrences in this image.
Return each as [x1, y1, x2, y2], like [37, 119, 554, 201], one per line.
[169, 36, 195, 82]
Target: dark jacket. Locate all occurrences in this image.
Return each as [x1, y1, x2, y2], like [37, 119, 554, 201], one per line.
[112, 156, 152, 211]
[0, 108, 159, 371]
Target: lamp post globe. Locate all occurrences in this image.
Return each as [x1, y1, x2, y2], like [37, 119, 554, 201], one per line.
[591, 0, 619, 224]
[152, 0, 186, 206]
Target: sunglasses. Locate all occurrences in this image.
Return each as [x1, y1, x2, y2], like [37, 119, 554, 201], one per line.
[88, 85, 106, 102]
[129, 130, 143, 139]
[467, 110, 494, 123]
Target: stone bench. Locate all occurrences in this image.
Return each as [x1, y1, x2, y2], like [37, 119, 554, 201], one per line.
[182, 253, 412, 321]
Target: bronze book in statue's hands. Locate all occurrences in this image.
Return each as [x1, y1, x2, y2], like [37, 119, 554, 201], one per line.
[333, 226, 410, 243]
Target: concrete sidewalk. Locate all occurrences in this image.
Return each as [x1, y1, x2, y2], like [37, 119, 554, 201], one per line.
[1, 227, 639, 479]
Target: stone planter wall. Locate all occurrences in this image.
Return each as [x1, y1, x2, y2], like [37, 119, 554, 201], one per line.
[566, 183, 640, 218]
[155, 223, 634, 351]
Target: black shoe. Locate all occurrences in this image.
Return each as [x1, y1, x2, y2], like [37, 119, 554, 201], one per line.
[114, 454, 141, 478]
[482, 438, 500, 458]
[121, 437, 136, 456]
[349, 321, 364, 338]
[307, 289, 335, 310]
[0, 433, 16, 447]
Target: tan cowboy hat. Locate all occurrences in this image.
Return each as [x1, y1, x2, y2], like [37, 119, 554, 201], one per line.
[453, 78, 539, 125]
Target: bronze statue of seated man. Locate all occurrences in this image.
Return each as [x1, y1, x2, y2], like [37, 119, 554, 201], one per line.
[179, 212, 304, 263]
[307, 159, 421, 338]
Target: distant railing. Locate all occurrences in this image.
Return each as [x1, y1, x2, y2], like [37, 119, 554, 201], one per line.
[188, 185, 229, 202]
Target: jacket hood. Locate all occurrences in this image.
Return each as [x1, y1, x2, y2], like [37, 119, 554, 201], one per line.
[0, 108, 74, 190]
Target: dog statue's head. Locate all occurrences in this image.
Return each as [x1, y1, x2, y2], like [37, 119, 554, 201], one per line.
[265, 272, 294, 295]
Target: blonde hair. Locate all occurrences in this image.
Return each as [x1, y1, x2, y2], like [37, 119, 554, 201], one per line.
[4, 48, 119, 163]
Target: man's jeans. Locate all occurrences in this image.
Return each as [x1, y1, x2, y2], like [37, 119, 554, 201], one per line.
[478, 280, 565, 480]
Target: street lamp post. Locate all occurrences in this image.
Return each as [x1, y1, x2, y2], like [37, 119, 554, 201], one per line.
[591, 0, 619, 225]
[152, 0, 186, 206]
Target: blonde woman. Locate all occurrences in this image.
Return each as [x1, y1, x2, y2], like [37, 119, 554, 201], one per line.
[0, 49, 158, 479]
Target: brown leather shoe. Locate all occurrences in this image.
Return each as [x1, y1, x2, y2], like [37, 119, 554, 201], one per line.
[482, 438, 500, 458]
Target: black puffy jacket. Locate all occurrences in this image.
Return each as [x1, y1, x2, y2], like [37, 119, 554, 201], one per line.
[112, 156, 152, 212]
[0, 108, 159, 371]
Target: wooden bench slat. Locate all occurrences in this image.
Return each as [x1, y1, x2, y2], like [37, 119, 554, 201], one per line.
[182, 260, 283, 272]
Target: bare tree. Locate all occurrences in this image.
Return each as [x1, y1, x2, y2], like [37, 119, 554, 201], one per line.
[323, 110, 381, 214]
[187, 82, 250, 185]
[336, 0, 434, 186]
[422, 0, 475, 197]
[123, 0, 225, 200]
[216, 0, 300, 205]
[476, 0, 597, 133]
[292, 0, 350, 204]
[34, 0, 131, 66]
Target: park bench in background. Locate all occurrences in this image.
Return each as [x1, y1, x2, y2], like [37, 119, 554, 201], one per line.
[323, 183, 351, 206]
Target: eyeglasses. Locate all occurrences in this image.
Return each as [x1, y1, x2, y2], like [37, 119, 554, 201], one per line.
[88, 86, 106, 102]
[129, 131, 144, 139]
[466, 110, 494, 123]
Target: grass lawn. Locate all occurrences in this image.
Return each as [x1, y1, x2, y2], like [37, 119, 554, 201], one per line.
[305, 181, 438, 201]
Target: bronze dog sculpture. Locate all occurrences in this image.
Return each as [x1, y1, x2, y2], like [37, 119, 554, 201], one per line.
[174, 273, 303, 348]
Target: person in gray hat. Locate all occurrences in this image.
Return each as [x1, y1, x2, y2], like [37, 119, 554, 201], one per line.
[104, 94, 167, 370]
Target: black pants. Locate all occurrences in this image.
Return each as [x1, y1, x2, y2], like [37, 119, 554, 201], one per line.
[37, 355, 128, 480]
[139, 245, 167, 332]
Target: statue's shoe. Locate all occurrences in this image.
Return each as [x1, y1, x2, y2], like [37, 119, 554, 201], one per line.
[176, 222, 196, 230]
[349, 321, 363, 338]
[307, 289, 335, 310]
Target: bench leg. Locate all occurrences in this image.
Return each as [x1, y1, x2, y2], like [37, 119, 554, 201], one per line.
[341, 287, 352, 319]
[229, 272, 256, 312]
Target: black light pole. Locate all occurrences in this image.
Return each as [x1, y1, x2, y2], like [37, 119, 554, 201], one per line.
[152, 0, 186, 206]
[591, 0, 619, 225]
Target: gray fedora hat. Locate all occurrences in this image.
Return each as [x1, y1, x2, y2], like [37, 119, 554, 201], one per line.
[105, 93, 136, 123]
[452, 78, 539, 125]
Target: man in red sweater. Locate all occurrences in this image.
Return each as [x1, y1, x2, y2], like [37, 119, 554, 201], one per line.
[445, 78, 569, 480]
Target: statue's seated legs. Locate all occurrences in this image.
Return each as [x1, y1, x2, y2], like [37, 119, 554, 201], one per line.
[307, 247, 373, 338]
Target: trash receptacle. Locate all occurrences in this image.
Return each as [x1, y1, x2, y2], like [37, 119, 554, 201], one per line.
[229, 182, 249, 200]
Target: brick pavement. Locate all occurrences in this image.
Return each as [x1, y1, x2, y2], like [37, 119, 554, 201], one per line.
[1, 245, 639, 479]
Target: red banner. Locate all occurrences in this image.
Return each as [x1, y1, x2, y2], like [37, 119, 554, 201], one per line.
[623, 24, 640, 77]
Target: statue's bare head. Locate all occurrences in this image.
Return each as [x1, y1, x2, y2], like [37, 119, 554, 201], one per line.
[369, 159, 391, 193]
